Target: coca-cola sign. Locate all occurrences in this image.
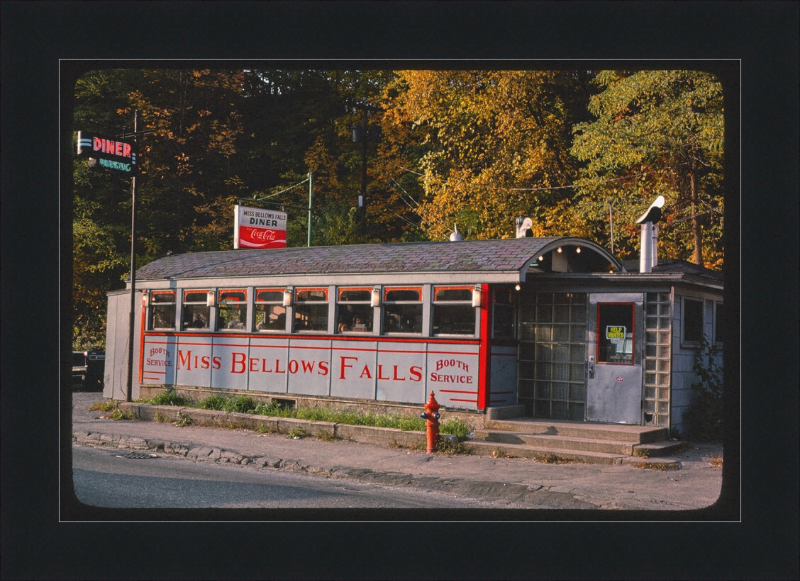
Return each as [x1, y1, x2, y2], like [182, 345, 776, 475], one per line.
[234, 205, 287, 249]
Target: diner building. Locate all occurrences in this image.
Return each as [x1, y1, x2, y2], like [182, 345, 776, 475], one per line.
[103, 236, 723, 436]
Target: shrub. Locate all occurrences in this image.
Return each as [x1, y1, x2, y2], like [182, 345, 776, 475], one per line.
[150, 390, 189, 407]
[223, 395, 257, 414]
[198, 394, 228, 411]
[440, 417, 472, 440]
[683, 338, 724, 441]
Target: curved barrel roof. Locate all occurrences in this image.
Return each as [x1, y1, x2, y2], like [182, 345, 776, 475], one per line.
[134, 237, 620, 283]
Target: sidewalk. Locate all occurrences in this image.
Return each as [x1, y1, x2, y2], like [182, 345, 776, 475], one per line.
[70, 391, 724, 511]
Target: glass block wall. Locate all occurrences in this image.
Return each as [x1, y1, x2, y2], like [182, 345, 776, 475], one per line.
[518, 292, 587, 420]
[643, 292, 672, 426]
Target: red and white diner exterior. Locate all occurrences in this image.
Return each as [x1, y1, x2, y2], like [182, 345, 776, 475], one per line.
[103, 237, 723, 436]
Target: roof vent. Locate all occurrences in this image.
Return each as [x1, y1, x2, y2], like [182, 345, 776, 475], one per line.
[449, 224, 464, 241]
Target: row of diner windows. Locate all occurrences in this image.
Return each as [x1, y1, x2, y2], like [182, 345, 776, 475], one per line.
[145, 285, 517, 338]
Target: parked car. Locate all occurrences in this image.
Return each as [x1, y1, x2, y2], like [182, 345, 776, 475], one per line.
[72, 351, 105, 391]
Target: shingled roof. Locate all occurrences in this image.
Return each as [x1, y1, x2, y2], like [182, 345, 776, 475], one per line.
[135, 237, 618, 281]
[620, 259, 723, 282]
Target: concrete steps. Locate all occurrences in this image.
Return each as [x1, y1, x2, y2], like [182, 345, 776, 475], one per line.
[466, 418, 684, 465]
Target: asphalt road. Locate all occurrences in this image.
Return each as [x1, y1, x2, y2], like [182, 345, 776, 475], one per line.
[73, 445, 515, 509]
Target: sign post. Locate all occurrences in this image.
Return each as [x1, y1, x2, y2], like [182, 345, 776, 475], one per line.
[76, 114, 141, 401]
[125, 111, 138, 402]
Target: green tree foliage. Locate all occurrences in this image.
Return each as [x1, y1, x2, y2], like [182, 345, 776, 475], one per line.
[570, 70, 724, 267]
[683, 338, 724, 440]
[73, 69, 144, 348]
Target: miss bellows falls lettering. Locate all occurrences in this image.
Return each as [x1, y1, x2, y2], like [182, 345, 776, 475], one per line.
[234, 205, 288, 249]
[76, 131, 140, 174]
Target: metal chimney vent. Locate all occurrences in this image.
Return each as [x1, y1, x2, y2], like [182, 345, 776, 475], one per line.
[635, 196, 665, 273]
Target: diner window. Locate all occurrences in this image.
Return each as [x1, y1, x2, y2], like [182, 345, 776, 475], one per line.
[217, 289, 246, 331]
[182, 290, 210, 330]
[492, 286, 516, 340]
[596, 303, 635, 364]
[432, 286, 476, 336]
[714, 302, 724, 345]
[383, 287, 422, 334]
[682, 297, 704, 345]
[149, 290, 176, 330]
[255, 289, 286, 332]
[337, 288, 373, 333]
[294, 288, 329, 332]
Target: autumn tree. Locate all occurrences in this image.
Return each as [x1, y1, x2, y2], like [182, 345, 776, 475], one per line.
[570, 70, 724, 268]
[124, 69, 246, 257]
[385, 70, 593, 241]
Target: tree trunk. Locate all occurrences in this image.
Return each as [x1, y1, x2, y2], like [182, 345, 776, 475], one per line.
[689, 158, 704, 267]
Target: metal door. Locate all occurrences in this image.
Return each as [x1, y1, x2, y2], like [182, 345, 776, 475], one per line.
[586, 293, 644, 424]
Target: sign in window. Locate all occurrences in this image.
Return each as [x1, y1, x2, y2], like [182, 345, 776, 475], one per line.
[597, 304, 634, 364]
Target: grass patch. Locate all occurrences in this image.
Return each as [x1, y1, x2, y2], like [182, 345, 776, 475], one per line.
[440, 417, 471, 440]
[435, 437, 469, 455]
[287, 427, 309, 439]
[198, 394, 228, 411]
[88, 401, 117, 412]
[224, 395, 258, 414]
[149, 390, 190, 407]
[252, 402, 429, 432]
[142, 393, 475, 443]
[174, 412, 193, 427]
[109, 408, 136, 421]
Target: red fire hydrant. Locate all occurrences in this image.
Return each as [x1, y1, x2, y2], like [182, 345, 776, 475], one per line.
[420, 391, 441, 454]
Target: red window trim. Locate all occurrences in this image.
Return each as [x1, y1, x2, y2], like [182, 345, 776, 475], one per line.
[383, 286, 422, 302]
[295, 287, 328, 302]
[433, 285, 473, 302]
[595, 302, 636, 366]
[218, 288, 247, 303]
[337, 287, 373, 302]
[255, 288, 284, 303]
[183, 289, 210, 303]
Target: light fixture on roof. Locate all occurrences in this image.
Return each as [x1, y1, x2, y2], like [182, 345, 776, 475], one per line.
[471, 285, 482, 308]
[142, 290, 150, 307]
[283, 287, 293, 307]
[371, 286, 381, 307]
[206, 291, 216, 307]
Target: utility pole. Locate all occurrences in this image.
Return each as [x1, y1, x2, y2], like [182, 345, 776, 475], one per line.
[349, 100, 382, 235]
[125, 110, 138, 402]
[307, 171, 313, 248]
[609, 201, 615, 256]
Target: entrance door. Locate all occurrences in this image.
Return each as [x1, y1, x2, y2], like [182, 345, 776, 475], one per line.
[586, 293, 644, 424]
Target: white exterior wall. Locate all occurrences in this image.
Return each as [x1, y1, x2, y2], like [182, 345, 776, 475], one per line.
[103, 290, 144, 401]
[670, 293, 723, 436]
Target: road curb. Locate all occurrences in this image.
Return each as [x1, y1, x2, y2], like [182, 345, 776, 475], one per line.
[118, 402, 460, 449]
[72, 430, 597, 507]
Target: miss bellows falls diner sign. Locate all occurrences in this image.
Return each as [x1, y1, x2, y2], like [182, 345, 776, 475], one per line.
[76, 131, 140, 174]
[234, 205, 288, 249]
